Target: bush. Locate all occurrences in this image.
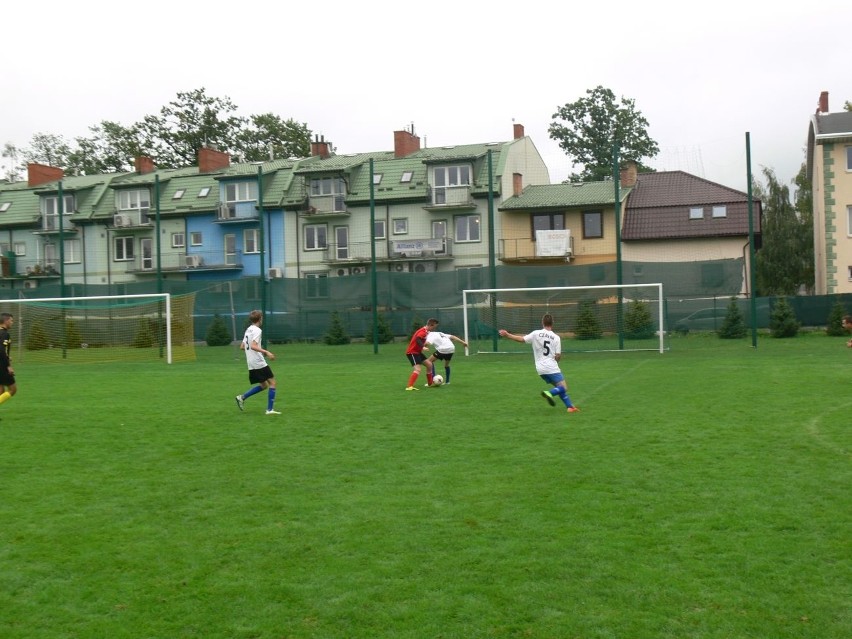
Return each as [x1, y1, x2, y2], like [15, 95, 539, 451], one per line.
[25, 321, 49, 350]
[769, 297, 800, 338]
[64, 319, 83, 349]
[324, 311, 351, 345]
[718, 298, 748, 339]
[574, 300, 602, 340]
[624, 300, 655, 340]
[206, 314, 232, 346]
[825, 301, 848, 336]
[365, 312, 394, 344]
[131, 319, 154, 348]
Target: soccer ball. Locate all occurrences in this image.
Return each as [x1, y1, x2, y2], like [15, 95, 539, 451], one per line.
[432, 374, 444, 386]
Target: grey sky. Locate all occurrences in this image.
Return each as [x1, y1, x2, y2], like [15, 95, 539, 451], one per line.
[3, 0, 848, 192]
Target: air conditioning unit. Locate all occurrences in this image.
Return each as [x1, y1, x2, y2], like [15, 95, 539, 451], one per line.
[268, 267, 283, 278]
[336, 268, 348, 277]
[349, 266, 364, 275]
[393, 263, 406, 272]
[218, 203, 237, 219]
[184, 255, 203, 268]
[410, 261, 436, 273]
[114, 214, 132, 227]
[23, 279, 38, 289]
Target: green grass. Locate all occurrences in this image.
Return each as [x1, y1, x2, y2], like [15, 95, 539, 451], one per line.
[1, 334, 850, 638]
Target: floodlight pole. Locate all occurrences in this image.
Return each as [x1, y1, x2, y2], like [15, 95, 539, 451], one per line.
[746, 132, 757, 348]
[487, 150, 498, 352]
[369, 158, 378, 353]
[613, 143, 624, 350]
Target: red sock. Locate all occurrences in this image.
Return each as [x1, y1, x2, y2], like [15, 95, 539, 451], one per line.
[407, 371, 419, 387]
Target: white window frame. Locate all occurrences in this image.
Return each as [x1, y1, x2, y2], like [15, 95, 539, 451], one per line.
[689, 207, 704, 220]
[41, 194, 75, 216]
[190, 232, 203, 246]
[114, 236, 134, 262]
[63, 239, 81, 264]
[225, 181, 258, 203]
[400, 171, 414, 183]
[117, 189, 150, 212]
[373, 220, 386, 240]
[454, 214, 481, 243]
[847, 146, 852, 171]
[172, 232, 185, 248]
[172, 189, 186, 200]
[244, 228, 259, 254]
[13, 242, 26, 256]
[305, 272, 329, 299]
[712, 206, 727, 218]
[847, 205, 852, 237]
[198, 187, 211, 198]
[310, 177, 347, 197]
[305, 224, 327, 251]
[0, 203, 10, 212]
[392, 218, 408, 235]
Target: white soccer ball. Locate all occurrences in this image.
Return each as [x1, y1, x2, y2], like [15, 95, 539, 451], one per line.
[432, 375, 444, 386]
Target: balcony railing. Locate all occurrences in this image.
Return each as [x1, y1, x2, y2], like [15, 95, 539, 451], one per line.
[320, 238, 453, 263]
[499, 235, 574, 261]
[429, 185, 473, 208]
[303, 194, 348, 216]
[112, 209, 152, 227]
[216, 202, 259, 222]
[41, 214, 76, 232]
[130, 250, 244, 272]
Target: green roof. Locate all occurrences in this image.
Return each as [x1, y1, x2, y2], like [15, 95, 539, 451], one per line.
[499, 182, 631, 211]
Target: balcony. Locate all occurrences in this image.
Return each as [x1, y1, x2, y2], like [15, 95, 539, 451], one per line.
[1, 257, 61, 280]
[499, 234, 575, 263]
[318, 238, 453, 264]
[300, 194, 348, 218]
[112, 209, 152, 228]
[128, 250, 244, 274]
[37, 214, 78, 234]
[215, 202, 259, 223]
[424, 185, 475, 211]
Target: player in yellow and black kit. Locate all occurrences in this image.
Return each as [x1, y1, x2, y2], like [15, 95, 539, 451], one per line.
[0, 312, 17, 409]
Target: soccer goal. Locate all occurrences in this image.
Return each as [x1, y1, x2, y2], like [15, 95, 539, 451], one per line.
[3, 293, 196, 364]
[462, 283, 665, 354]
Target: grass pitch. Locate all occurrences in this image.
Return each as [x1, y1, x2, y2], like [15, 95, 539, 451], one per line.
[0, 333, 849, 638]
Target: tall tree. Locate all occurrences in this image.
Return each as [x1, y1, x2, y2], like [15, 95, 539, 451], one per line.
[549, 85, 659, 182]
[792, 163, 815, 293]
[2, 143, 22, 182]
[754, 167, 813, 295]
[237, 113, 312, 161]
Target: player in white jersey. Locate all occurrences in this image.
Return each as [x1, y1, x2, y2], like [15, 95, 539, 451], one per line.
[499, 313, 579, 413]
[425, 330, 468, 385]
[234, 309, 281, 415]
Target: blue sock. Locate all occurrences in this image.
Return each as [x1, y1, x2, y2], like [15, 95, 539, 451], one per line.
[552, 386, 574, 408]
[243, 385, 263, 399]
[267, 387, 277, 411]
[444, 366, 451, 383]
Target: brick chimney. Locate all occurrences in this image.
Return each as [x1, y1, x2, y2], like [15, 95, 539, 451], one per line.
[394, 128, 420, 158]
[619, 160, 638, 188]
[310, 135, 331, 159]
[135, 156, 156, 174]
[818, 91, 829, 114]
[513, 123, 525, 140]
[513, 173, 523, 197]
[198, 147, 230, 173]
[27, 163, 64, 187]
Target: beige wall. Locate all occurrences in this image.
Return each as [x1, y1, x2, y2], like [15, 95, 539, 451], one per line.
[813, 142, 852, 294]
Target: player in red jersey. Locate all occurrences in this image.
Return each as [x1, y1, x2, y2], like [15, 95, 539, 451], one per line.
[404, 318, 439, 390]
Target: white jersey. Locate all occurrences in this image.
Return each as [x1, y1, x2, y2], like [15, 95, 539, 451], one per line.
[523, 328, 562, 375]
[242, 324, 267, 370]
[426, 331, 455, 354]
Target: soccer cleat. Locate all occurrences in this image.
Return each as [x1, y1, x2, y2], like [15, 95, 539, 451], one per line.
[235, 395, 244, 411]
[265, 409, 282, 415]
[405, 386, 420, 391]
[567, 406, 580, 413]
[541, 390, 556, 407]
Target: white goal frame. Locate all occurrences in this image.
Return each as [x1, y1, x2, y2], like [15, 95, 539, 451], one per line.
[6, 293, 175, 363]
[462, 283, 665, 355]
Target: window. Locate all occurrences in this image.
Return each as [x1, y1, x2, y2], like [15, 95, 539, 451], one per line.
[172, 189, 186, 200]
[433, 165, 471, 204]
[13, 242, 25, 256]
[224, 234, 237, 266]
[847, 205, 852, 236]
[310, 176, 347, 197]
[847, 146, 852, 171]
[848, 265, 852, 280]
[532, 212, 565, 237]
[117, 189, 150, 211]
[305, 273, 329, 299]
[198, 187, 211, 198]
[244, 228, 259, 254]
[373, 173, 383, 185]
[392, 218, 408, 235]
[190, 232, 203, 246]
[373, 220, 386, 240]
[305, 224, 327, 250]
[455, 214, 481, 243]
[225, 181, 258, 203]
[689, 207, 704, 220]
[64, 239, 81, 264]
[42, 194, 75, 216]
[582, 211, 603, 239]
[0, 202, 10, 212]
[400, 171, 414, 183]
[456, 266, 483, 291]
[172, 232, 185, 248]
[114, 237, 134, 261]
[712, 206, 727, 218]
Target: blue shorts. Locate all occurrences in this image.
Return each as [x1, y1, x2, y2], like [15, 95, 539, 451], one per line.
[539, 372, 564, 386]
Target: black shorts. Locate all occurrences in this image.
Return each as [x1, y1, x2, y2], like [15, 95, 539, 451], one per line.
[0, 370, 14, 386]
[248, 366, 274, 384]
[433, 351, 454, 362]
[406, 353, 427, 366]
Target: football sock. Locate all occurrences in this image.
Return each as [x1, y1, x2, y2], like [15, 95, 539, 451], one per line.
[267, 387, 277, 412]
[407, 370, 419, 387]
[444, 366, 451, 383]
[552, 386, 574, 408]
[0, 391, 10, 405]
[243, 385, 263, 400]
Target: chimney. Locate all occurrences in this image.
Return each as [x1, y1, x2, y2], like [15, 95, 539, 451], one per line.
[310, 135, 331, 159]
[513, 123, 525, 140]
[27, 163, 64, 187]
[513, 173, 523, 197]
[394, 128, 420, 158]
[135, 156, 156, 174]
[619, 160, 638, 188]
[818, 91, 829, 114]
[198, 147, 230, 173]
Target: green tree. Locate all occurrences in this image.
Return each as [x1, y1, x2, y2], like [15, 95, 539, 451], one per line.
[769, 297, 800, 338]
[20, 133, 73, 168]
[365, 312, 394, 344]
[718, 298, 747, 339]
[574, 300, 602, 340]
[624, 300, 654, 339]
[2, 143, 21, 182]
[324, 311, 351, 345]
[825, 300, 848, 336]
[754, 168, 812, 295]
[792, 163, 815, 293]
[549, 86, 659, 182]
[236, 113, 312, 161]
[205, 314, 233, 346]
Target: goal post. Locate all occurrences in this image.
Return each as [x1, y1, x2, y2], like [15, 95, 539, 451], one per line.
[462, 283, 665, 354]
[3, 292, 196, 364]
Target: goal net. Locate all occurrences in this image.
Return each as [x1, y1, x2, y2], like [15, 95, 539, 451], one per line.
[5, 293, 196, 364]
[462, 283, 665, 354]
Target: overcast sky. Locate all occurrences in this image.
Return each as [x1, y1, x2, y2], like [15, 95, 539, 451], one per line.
[3, 0, 849, 193]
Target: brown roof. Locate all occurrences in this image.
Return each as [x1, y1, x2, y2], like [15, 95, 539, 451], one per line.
[622, 171, 761, 241]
